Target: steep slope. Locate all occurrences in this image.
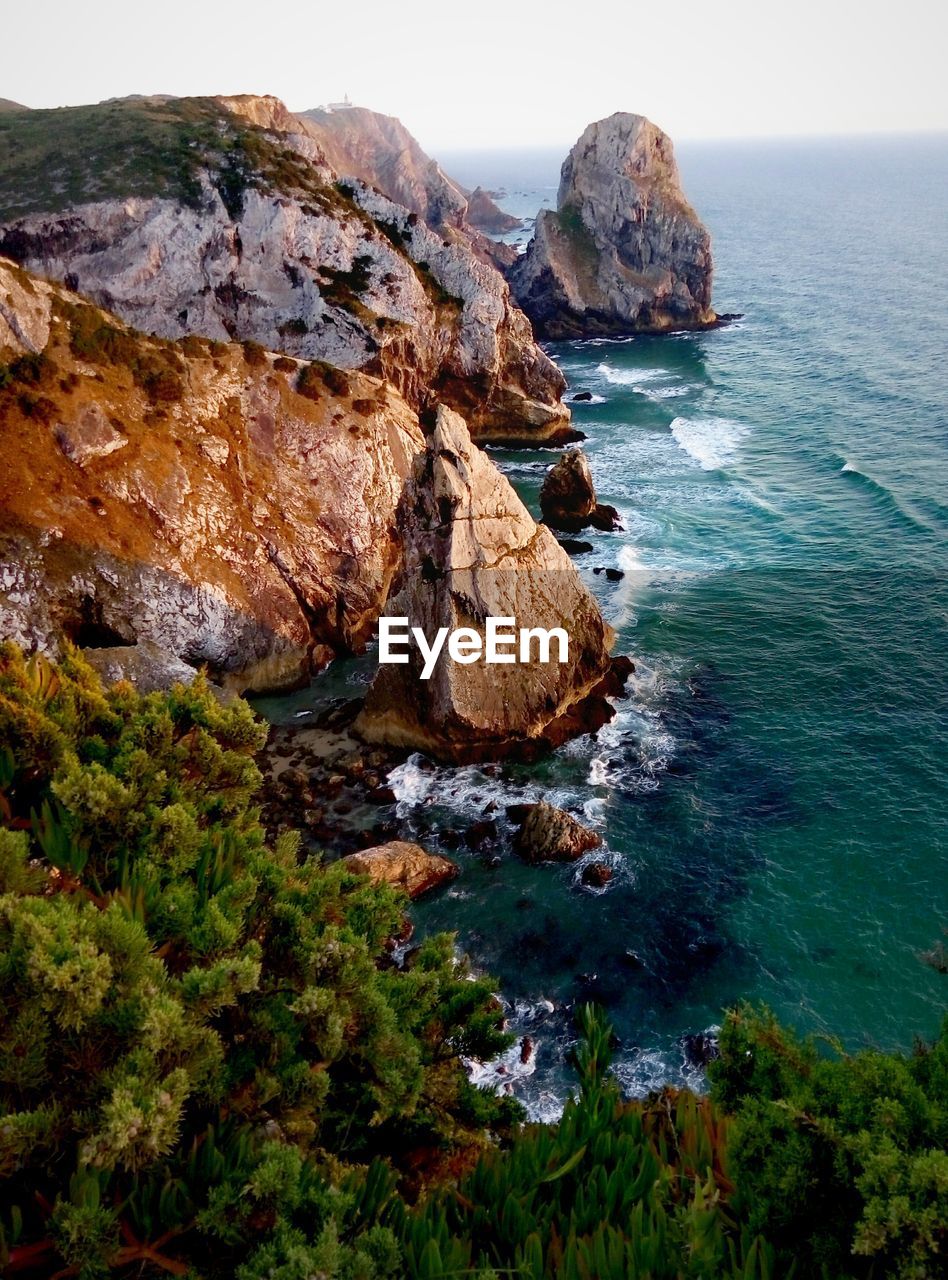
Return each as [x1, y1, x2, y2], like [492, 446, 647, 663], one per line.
[0, 99, 27, 113]
[509, 112, 718, 338]
[0, 257, 424, 692]
[0, 95, 569, 442]
[301, 105, 520, 233]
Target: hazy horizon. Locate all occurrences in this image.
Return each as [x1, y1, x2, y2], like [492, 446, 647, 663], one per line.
[4, 0, 946, 152]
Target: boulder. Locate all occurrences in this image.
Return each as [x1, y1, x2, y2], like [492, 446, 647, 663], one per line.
[353, 405, 622, 761]
[539, 450, 621, 532]
[581, 861, 614, 888]
[342, 840, 459, 899]
[81, 640, 207, 694]
[509, 113, 718, 339]
[514, 802, 602, 863]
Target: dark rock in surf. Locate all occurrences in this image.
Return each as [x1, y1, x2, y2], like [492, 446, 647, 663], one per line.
[514, 801, 601, 863]
[540, 449, 621, 533]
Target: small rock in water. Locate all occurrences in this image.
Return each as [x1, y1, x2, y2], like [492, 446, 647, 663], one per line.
[680, 1031, 720, 1069]
[465, 818, 498, 849]
[593, 566, 625, 581]
[342, 841, 459, 899]
[571, 390, 593, 402]
[581, 861, 613, 888]
[558, 538, 594, 555]
[514, 801, 601, 863]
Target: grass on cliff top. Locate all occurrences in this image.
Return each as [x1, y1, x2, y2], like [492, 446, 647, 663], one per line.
[0, 96, 334, 223]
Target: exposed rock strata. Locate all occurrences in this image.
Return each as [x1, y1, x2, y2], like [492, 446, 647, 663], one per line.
[540, 449, 621, 532]
[353, 405, 624, 761]
[0, 259, 425, 692]
[0, 95, 569, 443]
[509, 113, 717, 338]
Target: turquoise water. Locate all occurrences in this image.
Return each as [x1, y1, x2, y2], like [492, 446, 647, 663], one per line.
[266, 139, 948, 1112]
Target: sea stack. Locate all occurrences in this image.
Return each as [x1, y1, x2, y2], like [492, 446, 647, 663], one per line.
[509, 112, 717, 338]
[353, 405, 623, 762]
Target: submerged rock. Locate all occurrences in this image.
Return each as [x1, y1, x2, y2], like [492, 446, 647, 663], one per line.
[514, 801, 602, 863]
[353, 405, 622, 761]
[342, 840, 459, 898]
[509, 113, 718, 339]
[539, 450, 621, 532]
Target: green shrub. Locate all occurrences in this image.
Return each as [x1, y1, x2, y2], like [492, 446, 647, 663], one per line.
[711, 1003, 948, 1278]
[401, 1005, 780, 1279]
[0, 646, 514, 1278]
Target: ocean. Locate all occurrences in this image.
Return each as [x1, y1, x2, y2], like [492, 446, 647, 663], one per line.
[258, 135, 948, 1116]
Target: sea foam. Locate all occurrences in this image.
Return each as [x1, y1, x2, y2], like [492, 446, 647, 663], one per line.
[669, 416, 750, 470]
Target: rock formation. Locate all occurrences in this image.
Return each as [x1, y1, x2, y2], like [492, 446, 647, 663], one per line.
[509, 113, 717, 338]
[301, 107, 521, 235]
[353, 405, 626, 761]
[342, 841, 459, 898]
[0, 95, 570, 445]
[513, 801, 602, 863]
[539, 449, 621, 532]
[0, 258, 425, 692]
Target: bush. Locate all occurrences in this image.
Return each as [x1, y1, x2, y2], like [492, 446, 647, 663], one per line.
[0, 646, 514, 1278]
[711, 1003, 948, 1278]
[402, 1005, 780, 1278]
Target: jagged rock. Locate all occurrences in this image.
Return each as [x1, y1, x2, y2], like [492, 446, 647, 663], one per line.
[353, 405, 621, 761]
[342, 840, 459, 898]
[0, 95, 570, 445]
[514, 802, 602, 863]
[509, 113, 718, 339]
[465, 187, 522, 234]
[302, 108, 522, 238]
[55, 402, 127, 467]
[301, 105, 470, 230]
[0, 259, 424, 692]
[581, 861, 613, 887]
[539, 450, 621, 532]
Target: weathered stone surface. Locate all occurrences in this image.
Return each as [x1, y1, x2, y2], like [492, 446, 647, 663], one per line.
[514, 801, 602, 863]
[0, 259, 425, 692]
[55, 402, 127, 467]
[509, 113, 717, 339]
[539, 449, 621, 532]
[465, 187, 522, 234]
[353, 405, 619, 761]
[81, 639, 205, 694]
[342, 840, 459, 898]
[0, 95, 569, 445]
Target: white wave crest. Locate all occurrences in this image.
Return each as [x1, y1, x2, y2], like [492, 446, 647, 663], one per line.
[596, 362, 670, 386]
[669, 416, 750, 470]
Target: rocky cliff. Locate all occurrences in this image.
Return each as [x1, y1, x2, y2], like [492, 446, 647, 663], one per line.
[354, 405, 623, 761]
[509, 113, 717, 338]
[0, 258, 424, 692]
[301, 106, 520, 234]
[0, 96, 570, 444]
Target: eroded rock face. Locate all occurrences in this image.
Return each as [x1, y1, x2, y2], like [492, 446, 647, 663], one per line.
[509, 113, 717, 338]
[353, 405, 620, 761]
[0, 95, 569, 444]
[0, 259, 425, 692]
[514, 801, 602, 863]
[301, 108, 522, 238]
[342, 841, 459, 899]
[539, 449, 621, 532]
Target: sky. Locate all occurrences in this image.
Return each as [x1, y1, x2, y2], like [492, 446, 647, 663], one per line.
[4, 0, 947, 152]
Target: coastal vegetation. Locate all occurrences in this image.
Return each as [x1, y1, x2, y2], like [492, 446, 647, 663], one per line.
[0, 647, 943, 1278]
